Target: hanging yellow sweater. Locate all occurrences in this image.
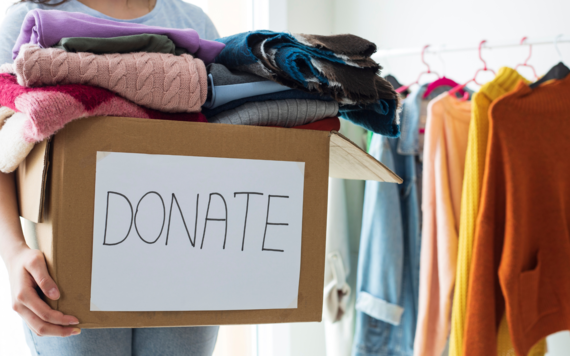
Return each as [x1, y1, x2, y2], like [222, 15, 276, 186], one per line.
[448, 67, 547, 356]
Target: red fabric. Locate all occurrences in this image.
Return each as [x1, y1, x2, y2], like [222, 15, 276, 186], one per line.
[279, 117, 340, 132]
[0, 73, 207, 142]
[0, 73, 208, 123]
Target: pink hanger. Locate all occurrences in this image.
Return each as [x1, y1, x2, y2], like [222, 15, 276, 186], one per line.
[515, 37, 539, 79]
[423, 77, 466, 98]
[448, 40, 496, 101]
[396, 45, 440, 94]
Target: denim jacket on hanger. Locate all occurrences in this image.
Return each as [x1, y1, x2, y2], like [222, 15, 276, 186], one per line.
[352, 84, 443, 356]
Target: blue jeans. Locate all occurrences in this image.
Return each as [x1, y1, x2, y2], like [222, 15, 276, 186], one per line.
[352, 135, 420, 356]
[23, 323, 219, 356]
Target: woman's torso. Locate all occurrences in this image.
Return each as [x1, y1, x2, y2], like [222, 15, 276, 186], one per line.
[0, 0, 219, 65]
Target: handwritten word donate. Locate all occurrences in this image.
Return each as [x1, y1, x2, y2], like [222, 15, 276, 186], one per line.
[92, 152, 304, 311]
[103, 191, 290, 252]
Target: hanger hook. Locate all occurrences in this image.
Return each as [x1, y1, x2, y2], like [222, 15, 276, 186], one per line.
[473, 40, 496, 86]
[555, 34, 564, 61]
[437, 44, 446, 77]
[478, 40, 489, 70]
[520, 36, 532, 66]
[420, 45, 432, 73]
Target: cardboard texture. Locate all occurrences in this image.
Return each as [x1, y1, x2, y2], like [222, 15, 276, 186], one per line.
[16, 139, 49, 223]
[329, 131, 402, 183]
[16, 116, 400, 329]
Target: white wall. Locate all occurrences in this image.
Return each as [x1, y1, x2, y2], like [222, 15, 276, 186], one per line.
[330, 0, 570, 355]
[287, 0, 333, 35]
[206, 0, 252, 37]
[333, 0, 570, 86]
[0, 247, 28, 356]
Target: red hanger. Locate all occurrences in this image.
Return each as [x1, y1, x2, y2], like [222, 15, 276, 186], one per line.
[396, 45, 440, 94]
[423, 46, 467, 98]
[515, 36, 539, 80]
[448, 40, 496, 101]
[423, 76, 466, 99]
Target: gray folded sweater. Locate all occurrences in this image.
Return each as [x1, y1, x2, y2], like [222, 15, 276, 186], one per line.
[208, 99, 339, 127]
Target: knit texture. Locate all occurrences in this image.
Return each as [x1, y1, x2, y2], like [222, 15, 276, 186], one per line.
[496, 317, 546, 356]
[0, 111, 34, 173]
[464, 74, 570, 356]
[448, 68, 546, 356]
[12, 44, 208, 113]
[0, 73, 206, 173]
[208, 99, 338, 126]
[0, 106, 14, 130]
[413, 93, 471, 356]
[202, 88, 336, 118]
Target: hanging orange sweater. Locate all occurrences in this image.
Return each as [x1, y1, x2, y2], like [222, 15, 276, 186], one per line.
[464, 74, 570, 356]
[449, 67, 546, 356]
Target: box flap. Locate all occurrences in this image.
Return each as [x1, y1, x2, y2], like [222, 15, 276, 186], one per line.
[16, 140, 50, 223]
[329, 131, 402, 183]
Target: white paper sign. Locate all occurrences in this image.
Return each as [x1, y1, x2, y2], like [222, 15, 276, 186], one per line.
[90, 152, 305, 312]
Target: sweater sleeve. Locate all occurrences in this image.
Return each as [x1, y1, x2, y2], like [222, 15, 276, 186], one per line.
[0, 3, 37, 65]
[414, 97, 459, 356]
[413, 101, 439, 356]
[463, 111, 507, 356]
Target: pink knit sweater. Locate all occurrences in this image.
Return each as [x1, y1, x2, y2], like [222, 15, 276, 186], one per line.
[0, 73, 206, 173]
[13, 44, 207, 113]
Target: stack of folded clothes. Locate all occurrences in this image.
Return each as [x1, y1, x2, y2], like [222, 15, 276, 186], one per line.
[0, 9, 225, 172]
[0, 10, 398, 173]
[207, 31, 400, 136]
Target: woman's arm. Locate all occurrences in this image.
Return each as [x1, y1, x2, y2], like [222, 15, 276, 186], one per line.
[0, 172, 80, 337]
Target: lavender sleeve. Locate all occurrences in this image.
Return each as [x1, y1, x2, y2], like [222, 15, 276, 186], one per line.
[13, 9, 224, 64]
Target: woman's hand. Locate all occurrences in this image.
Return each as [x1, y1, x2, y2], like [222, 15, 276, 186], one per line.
[6, 244, 80, 337]
[0, 172, 79, 336]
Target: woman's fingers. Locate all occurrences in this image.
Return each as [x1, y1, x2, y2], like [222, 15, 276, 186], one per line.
[8, 249, 81, 335]
[24, 250, 59, 300]
[16, 285, 79, 326]
[18, 304, 81, 338]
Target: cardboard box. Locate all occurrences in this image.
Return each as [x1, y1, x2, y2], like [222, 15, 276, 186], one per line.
[16, 116, 401, 328]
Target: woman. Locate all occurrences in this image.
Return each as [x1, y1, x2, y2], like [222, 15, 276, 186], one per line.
[0, 1, 220, 355]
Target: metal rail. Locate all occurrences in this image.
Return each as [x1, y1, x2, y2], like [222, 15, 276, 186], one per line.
[372, 35, 570, 59]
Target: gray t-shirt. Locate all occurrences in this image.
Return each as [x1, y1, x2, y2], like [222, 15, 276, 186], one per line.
[0, 0, 220, 65]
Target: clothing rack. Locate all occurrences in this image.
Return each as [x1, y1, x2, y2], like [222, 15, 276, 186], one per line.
[372, 35, 570, 59]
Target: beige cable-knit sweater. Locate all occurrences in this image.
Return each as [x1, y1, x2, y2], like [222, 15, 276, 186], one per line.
[12, 44, 208, 113]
